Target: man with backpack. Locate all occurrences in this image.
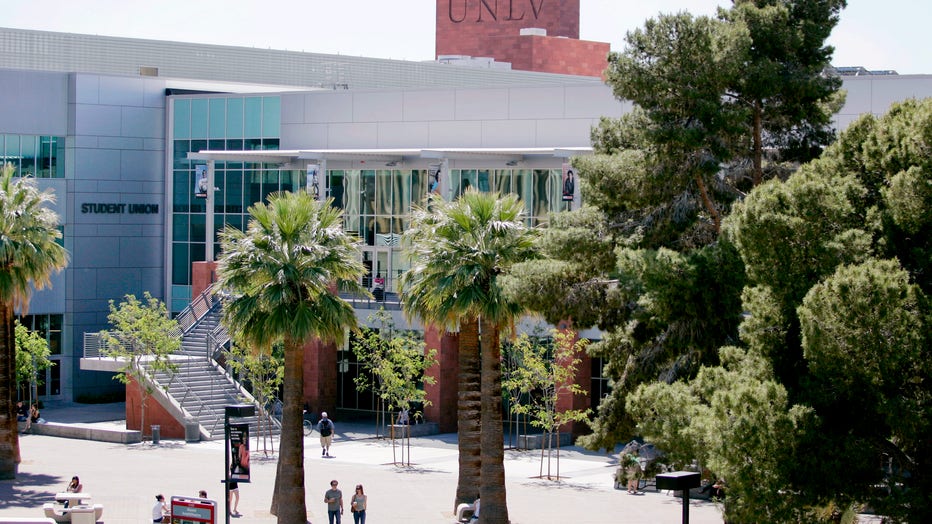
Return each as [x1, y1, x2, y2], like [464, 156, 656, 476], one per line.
[317, 411, 335, 457]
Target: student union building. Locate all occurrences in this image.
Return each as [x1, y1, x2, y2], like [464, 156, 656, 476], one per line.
[1, 26, 930, 432]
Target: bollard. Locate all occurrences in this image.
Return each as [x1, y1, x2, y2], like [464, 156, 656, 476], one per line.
[151, 424, 160, 445]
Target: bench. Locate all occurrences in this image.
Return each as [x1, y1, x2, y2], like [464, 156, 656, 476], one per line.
[455, 502, 476, 522]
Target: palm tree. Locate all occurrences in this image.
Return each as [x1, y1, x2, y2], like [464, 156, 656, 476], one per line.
[401, 189, 537, 523]
[0, 164, 68, 479]
[215, 191, 366, 523]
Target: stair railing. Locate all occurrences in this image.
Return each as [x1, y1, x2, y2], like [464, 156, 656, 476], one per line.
[172, 284, 219, 337]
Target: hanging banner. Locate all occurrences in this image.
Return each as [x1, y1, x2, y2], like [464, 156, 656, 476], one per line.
[562, 163, 575, 202]
[194, 165, 209, 198]
[229, 423, 251, 483]
[307, 164, 320, 199]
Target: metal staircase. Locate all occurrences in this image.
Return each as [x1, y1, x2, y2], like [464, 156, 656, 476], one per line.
[153, 296, 281, 441]
[83, 286, 281, 441]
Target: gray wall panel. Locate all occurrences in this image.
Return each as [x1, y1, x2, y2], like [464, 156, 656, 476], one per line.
[564, 85, 628, 118]
[280, 123, 329, 149]
[306, 92, 354, 123]
[281, 93, 305, 124]
[403, 89, 456, 121]
[429, 121, 483, 147]
[0, 70, 68, 134]
[120, 237, 162, 267]
[353, 91, 404, 122]
[72, 270, 98, 300]
[73, 148, 121, 180]
[99, 136, 144, 150]
[455, 88, 509, 121]
[98, 75, 146, 107]
[121, 150, 162, 181]
[508, 87, 566, 120]
[535, 119, 598, 147]
[327, 123, 379, 148]
[74, 74, 100, 105]
[377, 122, 430, 148]
[95, 268, 143, 301]
[74, 104, 122, 136]
[121, 106, 164, 138]
[481, 120, 536, 147]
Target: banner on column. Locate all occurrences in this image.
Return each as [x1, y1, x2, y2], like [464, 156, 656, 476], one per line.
[562, 163, 575, 202]
[229, 423, 251, 483]
[194, 165, 209, 198]
[307, 164, 321, 199]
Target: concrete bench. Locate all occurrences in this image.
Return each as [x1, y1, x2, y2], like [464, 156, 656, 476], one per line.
[387, 423, 439, 438]
[27, 421, 141, 444]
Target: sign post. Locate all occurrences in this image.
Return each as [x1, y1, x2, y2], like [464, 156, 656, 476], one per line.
[224, 404, 255, 524]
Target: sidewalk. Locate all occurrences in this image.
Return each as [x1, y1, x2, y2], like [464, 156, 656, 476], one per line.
[2, 403, 724, 523]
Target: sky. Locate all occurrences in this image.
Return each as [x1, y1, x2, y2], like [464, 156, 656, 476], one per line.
[3, 0, 931, 74]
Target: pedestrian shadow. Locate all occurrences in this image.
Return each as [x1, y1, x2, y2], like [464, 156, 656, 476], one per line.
[0, 472, 61, 509]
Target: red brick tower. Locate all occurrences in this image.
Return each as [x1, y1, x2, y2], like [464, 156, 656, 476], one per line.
[435, 0, 609, 77]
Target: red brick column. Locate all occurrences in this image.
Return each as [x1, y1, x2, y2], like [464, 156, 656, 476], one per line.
[424, 325, 459, 433]
[191, 261, 218, 298]
[554, 321, 592, 437]
[125, 377, 185, 439]
[303, 338, 338, 417]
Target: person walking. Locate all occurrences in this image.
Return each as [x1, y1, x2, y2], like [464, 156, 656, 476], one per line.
[228, 480, 240, 517]
[350, 484, 367, 524]
[317, 411, 335, 457]
[324, 479, 343, 524]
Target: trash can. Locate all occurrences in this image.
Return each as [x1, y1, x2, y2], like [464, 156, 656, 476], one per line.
[151, 424, 160, 445]
[185, 418, 201, 442]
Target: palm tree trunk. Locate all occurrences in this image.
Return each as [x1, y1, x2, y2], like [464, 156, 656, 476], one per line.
[271, 338, 308, 523]
[0, 304, 20, 479]
[455, 317, 481, 510]
[479, 318, 508, 523]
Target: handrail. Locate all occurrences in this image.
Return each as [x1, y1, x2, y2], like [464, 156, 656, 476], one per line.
[172, 284, 218, 337]
[83, 332, 142, 358]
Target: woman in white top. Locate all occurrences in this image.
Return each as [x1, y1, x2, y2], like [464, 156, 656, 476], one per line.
[152, 494, 169, 522]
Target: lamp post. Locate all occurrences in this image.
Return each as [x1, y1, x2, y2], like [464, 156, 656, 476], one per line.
[224, 404, 254, 524]
[656, 471, 701, 524]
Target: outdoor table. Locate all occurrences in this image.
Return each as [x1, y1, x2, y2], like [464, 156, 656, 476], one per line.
[53, 493, 92, 507]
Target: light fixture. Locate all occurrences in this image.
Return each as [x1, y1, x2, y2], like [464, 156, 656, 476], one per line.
[505, 160, 518, 166]
[385, 161, 398, 167]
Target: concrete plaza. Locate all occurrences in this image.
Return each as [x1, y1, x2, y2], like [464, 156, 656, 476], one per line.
[0, 403, 724, 523]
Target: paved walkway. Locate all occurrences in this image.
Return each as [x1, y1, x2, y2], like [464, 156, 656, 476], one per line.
[1, 402, 724, 523]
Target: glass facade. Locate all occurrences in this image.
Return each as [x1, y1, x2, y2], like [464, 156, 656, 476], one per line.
[170, 95, 288, 312]
[0, 134, 64, 178]
[18, 314, 64, 398]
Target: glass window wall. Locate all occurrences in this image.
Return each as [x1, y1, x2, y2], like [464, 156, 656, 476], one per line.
[0, 134, 65, 178]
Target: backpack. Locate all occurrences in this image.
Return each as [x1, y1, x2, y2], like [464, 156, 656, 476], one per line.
[320, 419, 332, 437]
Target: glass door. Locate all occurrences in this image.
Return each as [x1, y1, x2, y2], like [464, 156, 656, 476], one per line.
[361, 247, 392, 299]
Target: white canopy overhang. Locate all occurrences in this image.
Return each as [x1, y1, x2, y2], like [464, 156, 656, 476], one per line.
[187, 146, 592, 165]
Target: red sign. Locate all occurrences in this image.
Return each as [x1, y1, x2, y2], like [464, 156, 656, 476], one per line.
[171, 496, 216, 524]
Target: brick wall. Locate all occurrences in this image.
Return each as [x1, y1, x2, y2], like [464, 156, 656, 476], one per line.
[436, 0, 580, 57]
[482, 34, 609, 77]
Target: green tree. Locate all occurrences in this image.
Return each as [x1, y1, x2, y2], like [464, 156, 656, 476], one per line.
[799, 259, 931, 521]
[627, 346, 814, 523]
[0, 163, 68, 479]
[351, 308, 437, 466]
[101, 292, 180, 440]
[503, 329, 590, 480]
[14, 320, 52, 408]
[722, 98, 932, 521]
[224, 340, 284, 455]
[722, 0, 847, 185]
[216, 191, 366, 523]
[401, 189, 537, 521]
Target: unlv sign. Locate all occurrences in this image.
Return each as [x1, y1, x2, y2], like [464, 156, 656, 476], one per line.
[447, 0, 545, 23]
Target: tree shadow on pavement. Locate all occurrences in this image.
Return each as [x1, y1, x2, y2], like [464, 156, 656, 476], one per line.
[0, 471, 61, 509]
